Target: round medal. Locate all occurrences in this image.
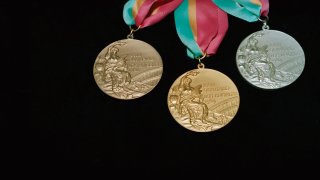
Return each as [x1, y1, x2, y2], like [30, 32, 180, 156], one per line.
[236, 30, 305, 89]
[167, 68, 240, 132]
[93, 39, 163, 99]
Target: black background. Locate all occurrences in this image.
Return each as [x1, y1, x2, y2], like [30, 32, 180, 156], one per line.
[28, 0, 319, 175]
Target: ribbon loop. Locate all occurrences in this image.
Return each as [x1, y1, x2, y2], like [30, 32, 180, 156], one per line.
[174, 0, 228, 59]
[213, 0, 269, 22]
[123, 0, 183, 28]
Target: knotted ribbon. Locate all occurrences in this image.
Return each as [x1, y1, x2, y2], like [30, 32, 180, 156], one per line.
[174, 0, 228, 59]
[213, 0, 269, 22]
[123, 0, 270, 59]
[123, 0, 183, 28]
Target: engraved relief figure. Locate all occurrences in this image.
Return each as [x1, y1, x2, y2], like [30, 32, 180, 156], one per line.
[94, 39, 163, 99]
[96, 41, 152, 99]
[237, 32, 278, 84]
[104, 43, 132, 93]
[169, 71, 210, 127]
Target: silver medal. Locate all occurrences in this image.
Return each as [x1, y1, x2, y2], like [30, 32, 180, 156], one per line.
[236, 30, 305, 89]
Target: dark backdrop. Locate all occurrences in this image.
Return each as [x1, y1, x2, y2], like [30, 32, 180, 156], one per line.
[29, 0, 319, 175]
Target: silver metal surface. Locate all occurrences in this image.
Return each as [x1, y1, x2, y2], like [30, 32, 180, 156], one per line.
[236, 30, 305, 89]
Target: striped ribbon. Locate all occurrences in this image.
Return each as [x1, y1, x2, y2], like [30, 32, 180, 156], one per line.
[122, 0, 270, 59]
[123, 0, 183, 28]
[213, 0, 269, 22]
[174, 0, 228, 59]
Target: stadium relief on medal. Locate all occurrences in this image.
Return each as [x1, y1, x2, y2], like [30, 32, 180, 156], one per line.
[168, 69, 239, 132]
[236, 30, 305, 89]
[94, 39, 163, 99]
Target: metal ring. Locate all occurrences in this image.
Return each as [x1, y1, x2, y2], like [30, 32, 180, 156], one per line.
[196, 52, 207, 63]
[197, 63, 205, 69]
[127, 26, 141, 39]
[258, 16, 269, 23]
[129, 25, 141, 32]
[262, 24, 270, 30]
[127, 33, 134, 39]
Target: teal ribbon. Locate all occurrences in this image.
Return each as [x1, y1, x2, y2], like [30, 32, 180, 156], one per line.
[123, 0, 136, 26]
[174, 0, 203, 59]
[213, 0, 262, 22]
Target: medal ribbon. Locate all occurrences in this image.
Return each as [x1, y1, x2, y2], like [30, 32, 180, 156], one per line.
[174, 0, 228, 59]
[123, 0, 183, 28]
[213, 0, 269, 22]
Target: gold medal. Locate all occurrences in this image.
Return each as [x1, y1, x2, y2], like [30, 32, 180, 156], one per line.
[93, 39, 163, 100]
[167, 66, 240, 132]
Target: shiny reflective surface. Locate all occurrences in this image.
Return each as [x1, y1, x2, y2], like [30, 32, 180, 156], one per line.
[168, 69, 240, 132]
[93, 39, 163, 99]
[236, 30, 305, 89]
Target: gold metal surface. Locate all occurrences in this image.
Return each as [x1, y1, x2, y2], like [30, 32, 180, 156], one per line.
[167, 68, 240, 132]
[93, 39, 163, 100]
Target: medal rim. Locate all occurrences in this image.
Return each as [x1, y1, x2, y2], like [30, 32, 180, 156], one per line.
[167, 68, 240, 133]
[93, 39, 163, 100]
[236, 29, 305, 90]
